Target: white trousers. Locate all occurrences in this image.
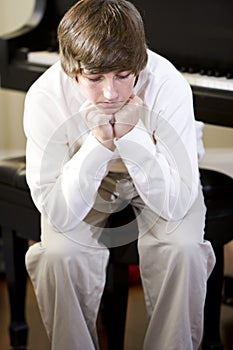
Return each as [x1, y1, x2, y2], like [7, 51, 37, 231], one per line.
[26, 174, 215, 350]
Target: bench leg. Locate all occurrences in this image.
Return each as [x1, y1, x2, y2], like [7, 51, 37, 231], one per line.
[2, 227, 28, 349]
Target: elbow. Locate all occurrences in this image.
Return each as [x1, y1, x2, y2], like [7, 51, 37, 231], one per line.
[157, 184, 199, 222]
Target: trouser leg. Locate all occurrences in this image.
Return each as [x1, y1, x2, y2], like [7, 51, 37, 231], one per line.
[136, 187, 216, 350]
[26, 217, 109, 350]
[25, 172, 135, 350]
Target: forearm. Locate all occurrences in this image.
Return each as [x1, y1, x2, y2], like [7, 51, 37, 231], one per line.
[27, 133, 114, 232]
[114, 119, 199, 220]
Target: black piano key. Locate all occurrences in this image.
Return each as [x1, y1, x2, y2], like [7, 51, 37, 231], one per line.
[226, 72, 233, 79]
[199, 69, 206, 75]
[207, 69, 213, 76]
[187, 67, 199, 73]
[179, 66, 187, 72]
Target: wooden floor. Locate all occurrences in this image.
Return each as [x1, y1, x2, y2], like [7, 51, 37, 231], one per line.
[0, 242, 233, 350]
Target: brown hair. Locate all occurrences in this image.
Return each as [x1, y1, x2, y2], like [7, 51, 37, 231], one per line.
[58, 0, 148, 78]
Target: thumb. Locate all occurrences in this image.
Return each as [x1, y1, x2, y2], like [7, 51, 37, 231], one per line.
[128, 94, 143, 106]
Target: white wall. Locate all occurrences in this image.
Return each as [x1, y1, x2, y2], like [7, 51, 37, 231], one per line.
[0, 89, 26, 157]
[200, 125, 233, 177]
[0, 0, 33, 157]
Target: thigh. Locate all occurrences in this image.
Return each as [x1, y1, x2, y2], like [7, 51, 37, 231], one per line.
[136, 185, 215, 286]
[136, 187, 215, 318]
[28, 215, 110, 278]
[135, 184, 207, 246]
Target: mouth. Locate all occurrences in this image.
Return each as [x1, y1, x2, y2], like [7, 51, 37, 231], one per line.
[96, 101, 124, 114]
[98, 101, 123, 108]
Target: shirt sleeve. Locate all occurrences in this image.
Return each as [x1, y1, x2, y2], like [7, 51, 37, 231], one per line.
[114, 76, 200, 221]
[24, 90, 114, 233]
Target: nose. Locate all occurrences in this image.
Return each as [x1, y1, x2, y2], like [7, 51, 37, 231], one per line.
[103, 78, 119, 100]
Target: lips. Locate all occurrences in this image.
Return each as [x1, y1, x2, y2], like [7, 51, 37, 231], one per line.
[99, 101, 122, 108]
[97, 101, 124, 113]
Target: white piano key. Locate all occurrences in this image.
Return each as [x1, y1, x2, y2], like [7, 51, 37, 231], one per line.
[27, 51, 60, 66]
[26, 51, 233, 92]
[182, 72, 233, 92]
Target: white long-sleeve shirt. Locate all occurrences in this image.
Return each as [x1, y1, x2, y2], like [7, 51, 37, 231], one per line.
[24, 49, 203, 233]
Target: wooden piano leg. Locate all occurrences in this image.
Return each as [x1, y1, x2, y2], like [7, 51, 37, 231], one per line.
[202, 245, 224, 350]
[2, 227, 28, 349]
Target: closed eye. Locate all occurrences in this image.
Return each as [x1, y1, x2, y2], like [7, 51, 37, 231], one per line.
[87, 76, 102, 82]
[116, 73, 131, 80]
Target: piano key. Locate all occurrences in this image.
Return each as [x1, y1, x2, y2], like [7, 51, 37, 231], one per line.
[27, 51, 60, 66]
[182, 72, 233, 92]
[26, 51, 233, 94]
[23, 50, 233, 128]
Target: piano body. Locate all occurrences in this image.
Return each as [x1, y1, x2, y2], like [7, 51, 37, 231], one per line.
[133, 0, 233, 128]
[0, 0, 76, 91]
[0, 0, 233, 128]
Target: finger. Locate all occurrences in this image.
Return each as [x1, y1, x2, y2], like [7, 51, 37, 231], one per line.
[90, 113, 113, 124]
[79, 102, 113, 125]
[128, 94, 143, 106]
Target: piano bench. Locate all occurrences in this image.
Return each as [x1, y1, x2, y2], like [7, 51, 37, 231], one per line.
[0, 156, 40, 348]
[0, 157, 233, 350]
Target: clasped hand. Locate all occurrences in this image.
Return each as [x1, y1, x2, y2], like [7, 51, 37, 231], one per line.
[80, 95, 143, 150]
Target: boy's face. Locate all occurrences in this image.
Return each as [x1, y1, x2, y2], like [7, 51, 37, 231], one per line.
[77, 70, 136, 113]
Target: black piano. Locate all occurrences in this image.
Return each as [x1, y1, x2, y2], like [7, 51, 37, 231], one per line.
[0, 0, 233, 128]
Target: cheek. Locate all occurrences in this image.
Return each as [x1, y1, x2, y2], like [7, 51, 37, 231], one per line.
[82, 85, 99, 102]
[77, 76, 99, 102]
[121, 81, 135, 99]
